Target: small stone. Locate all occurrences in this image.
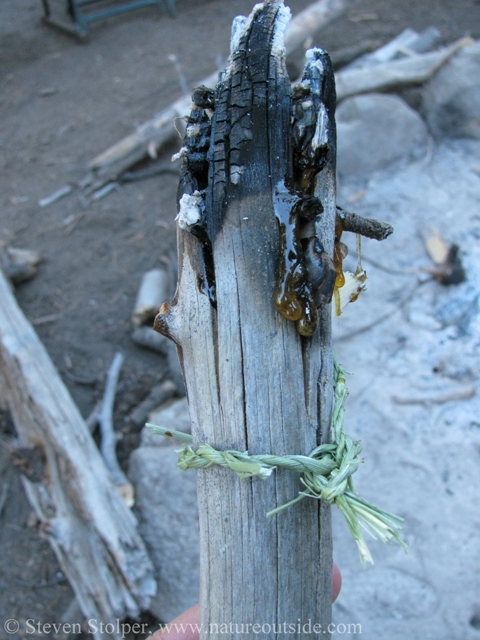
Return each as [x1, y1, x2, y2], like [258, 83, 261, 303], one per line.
[129, 445, 199, 622]
[38, 87, 57, 97]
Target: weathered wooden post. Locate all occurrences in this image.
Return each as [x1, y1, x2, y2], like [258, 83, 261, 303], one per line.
[155, 1, 338, 636]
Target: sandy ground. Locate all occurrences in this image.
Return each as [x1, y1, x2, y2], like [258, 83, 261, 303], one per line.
[1, 0, 480, 637]
[331, 138, 480, 639]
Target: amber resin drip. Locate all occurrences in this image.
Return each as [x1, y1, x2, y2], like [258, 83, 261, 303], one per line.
[273, 180, 320, 337]
[332, 211, 349, 315]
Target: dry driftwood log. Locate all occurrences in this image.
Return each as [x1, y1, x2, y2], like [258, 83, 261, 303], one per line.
[154, 2, 337, 636]
[346, 26, 441, 70]
[0, 268, 156, 640]
[132, 268, 170, 327]
[335, 37, 472, 101]
[87, 0, 350, 188]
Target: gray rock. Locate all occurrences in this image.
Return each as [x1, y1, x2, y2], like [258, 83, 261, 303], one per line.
[141, 397, 191, 448]
[421, 42, 480, 140]
[129, 445, 199, 623]
[131, 326, 169, 354]
[336, 94, 429, 178]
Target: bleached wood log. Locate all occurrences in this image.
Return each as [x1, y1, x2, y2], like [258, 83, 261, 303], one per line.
[87, 0, 350, 187]
[280, 0, 349, 53]
[132, 268, 170, 328]
[154, 3, 336, 637]
[329, 38, 382, 69]
[346, 27, 441, 70]
[0, 268, 156, 640]
[336, 38, 472, 101]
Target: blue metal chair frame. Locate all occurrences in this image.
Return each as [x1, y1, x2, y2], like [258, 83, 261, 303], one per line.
[41, 0, 176, 38]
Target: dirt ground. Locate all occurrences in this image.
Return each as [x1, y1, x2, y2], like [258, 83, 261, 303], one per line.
[1, 0, 480, 637]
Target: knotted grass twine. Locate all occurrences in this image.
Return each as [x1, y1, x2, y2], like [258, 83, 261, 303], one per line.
[147, 356, 407, 565]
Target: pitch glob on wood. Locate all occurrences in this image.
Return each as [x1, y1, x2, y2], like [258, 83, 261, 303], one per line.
[273, 48, 339, 336]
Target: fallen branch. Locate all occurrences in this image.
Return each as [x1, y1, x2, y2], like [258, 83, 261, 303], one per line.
[86, 400, 102, 432]
[0, 268, 156, 640]
[38, 185, 72, 208]
[335, 37, 473, 101]
[393, 384, 475, 405]
[346, 27, 441, 70]
[127, 380, 177, 429]
[98, 352, 135, 508]
[31, 313, 62, 326]
[280, 0, 350, 53]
